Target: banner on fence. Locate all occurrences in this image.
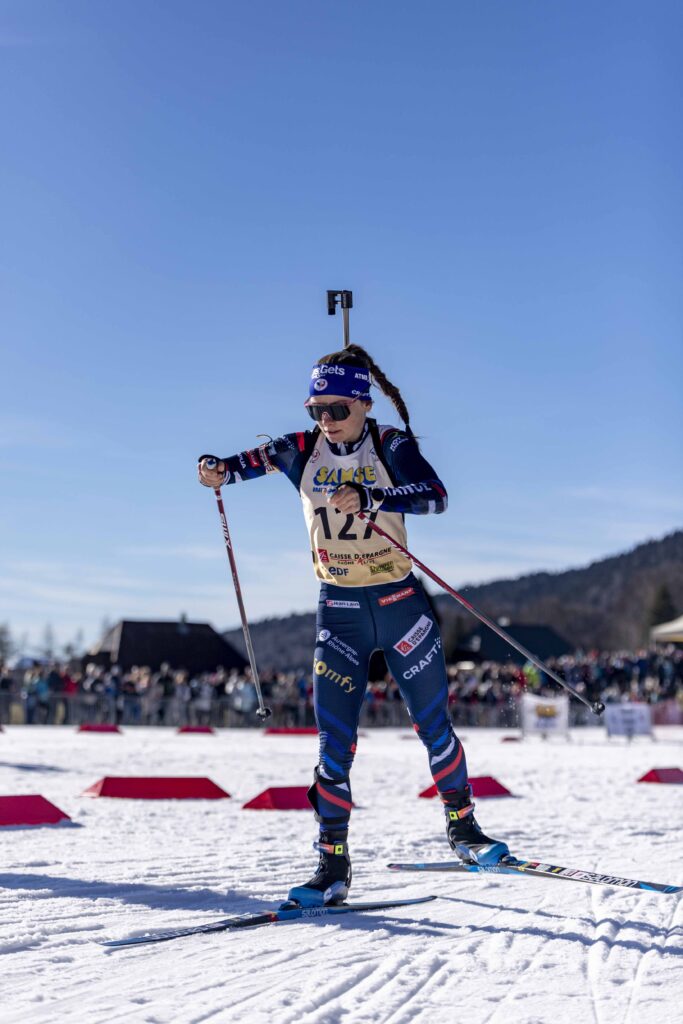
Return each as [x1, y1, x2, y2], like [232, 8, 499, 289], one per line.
[652, 699, 683, 726]
[521, 693, 569, 738]
[604, 702, 653, 739]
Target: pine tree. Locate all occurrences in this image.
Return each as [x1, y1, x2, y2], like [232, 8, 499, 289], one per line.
[0, 623, 13, 662]
[442, 615, 468, 663]
[417, 575, 441, 627]
[40, 624, 56, 660]
[648, 584, 677, 629]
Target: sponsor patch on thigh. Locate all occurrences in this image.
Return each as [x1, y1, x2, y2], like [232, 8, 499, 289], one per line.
[325, 599, 361, 609]
[393, 614, 433, 656]
[313, 659, 356, 694]
[402, 637, 442, 679]
[378, 587, 415, 607]
[317, 631, 360, 666]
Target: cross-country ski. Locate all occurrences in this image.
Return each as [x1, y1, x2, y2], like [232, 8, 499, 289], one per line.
[103, 895, 437, 947]
[387, 858, 682, 895]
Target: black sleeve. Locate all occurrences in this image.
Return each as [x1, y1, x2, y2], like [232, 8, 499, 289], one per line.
[216, 431, 318, 489]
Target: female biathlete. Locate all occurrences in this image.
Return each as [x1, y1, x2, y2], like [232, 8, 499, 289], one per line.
[198, 344, 509, 907]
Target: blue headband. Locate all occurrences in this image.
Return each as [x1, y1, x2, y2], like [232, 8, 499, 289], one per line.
[309, 362, 372, 400]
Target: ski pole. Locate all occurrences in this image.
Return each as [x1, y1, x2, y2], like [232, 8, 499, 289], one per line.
[358, 513, 605, 716]
[204, 463, 271, 720]
[327, 290, 353, 348]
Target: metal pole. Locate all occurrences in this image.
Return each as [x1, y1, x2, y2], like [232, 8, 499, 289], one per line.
[205, 470, 271, 719]
[358, 513, 605, 716]
[342, 306, 350, 348]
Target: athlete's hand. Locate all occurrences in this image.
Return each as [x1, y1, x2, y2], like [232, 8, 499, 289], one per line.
[197, 455, 228, 489]
[328, 485, 363, 515]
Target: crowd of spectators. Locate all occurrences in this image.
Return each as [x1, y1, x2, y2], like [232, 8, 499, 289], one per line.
[0, 647, 681, 729]
[0, 662, 287, 728]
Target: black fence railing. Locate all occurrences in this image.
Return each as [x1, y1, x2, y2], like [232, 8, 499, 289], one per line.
[5, 693, 678, 729]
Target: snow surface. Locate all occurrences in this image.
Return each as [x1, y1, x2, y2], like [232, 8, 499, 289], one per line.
[1, 725, 682, 1024]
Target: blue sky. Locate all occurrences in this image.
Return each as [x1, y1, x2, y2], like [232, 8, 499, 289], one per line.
[1, 0, 682, 652]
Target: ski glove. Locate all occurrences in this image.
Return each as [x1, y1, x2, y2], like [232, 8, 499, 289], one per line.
[334, 482, 383, 513]
[197, 454, 229, 488]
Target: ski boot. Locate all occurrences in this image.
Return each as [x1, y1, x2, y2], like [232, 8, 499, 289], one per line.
[287, 830, 352, 908]
[443, 785, 509, 866]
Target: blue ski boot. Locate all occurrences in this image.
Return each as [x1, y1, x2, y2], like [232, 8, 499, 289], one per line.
[443, 785, 509, 866]
[287, 831, 352, 908]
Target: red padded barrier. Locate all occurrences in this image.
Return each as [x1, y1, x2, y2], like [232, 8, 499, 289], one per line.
[419, 775, 513, 799]
[638, 768, 683, 784]
[77, 724, 121, 733]
[264, 727, 318, 735]
[243, 786, 311, 810]
[243, 786, 357, 810]
[0, 795, 71, 827]
[83, 777, 230, 799]
[177, 726, 215, 734]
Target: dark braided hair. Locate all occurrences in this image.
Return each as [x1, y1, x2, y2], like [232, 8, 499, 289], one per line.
[316, 343, 416, 442]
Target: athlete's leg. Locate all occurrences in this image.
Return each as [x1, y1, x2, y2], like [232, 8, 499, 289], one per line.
[375, 581, 469, 792]
[288, 586, 375, 907]
[309, 587, 373, 832]
[376, 578, 509, 865]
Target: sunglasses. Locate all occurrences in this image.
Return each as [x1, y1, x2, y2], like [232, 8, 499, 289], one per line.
[304, 399, 358, 423]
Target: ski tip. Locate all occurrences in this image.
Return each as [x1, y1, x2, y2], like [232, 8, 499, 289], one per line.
[376, 896, 437, 908]
[329, 895, 438, 910]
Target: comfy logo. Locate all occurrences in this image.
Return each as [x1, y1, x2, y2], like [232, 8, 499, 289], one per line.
[313, 659, 355, 694]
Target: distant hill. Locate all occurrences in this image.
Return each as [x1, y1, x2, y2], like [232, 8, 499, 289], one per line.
[225, 611, 319, 674]
[224, 530, 683, 670]
[438, 530, 683, 652]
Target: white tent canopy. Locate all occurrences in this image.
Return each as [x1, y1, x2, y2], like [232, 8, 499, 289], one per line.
[650, 614, 683, 643]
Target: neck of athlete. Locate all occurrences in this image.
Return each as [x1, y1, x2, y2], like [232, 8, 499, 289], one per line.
[327, 420, 370, 456]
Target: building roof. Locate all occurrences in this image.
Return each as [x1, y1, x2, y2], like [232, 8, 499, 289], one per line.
[459, 622, 573, 665]
[88, 619, 248, 673]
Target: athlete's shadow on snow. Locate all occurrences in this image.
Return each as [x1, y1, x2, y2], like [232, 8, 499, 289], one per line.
[435, 895, 683, 956]
[0, 873, 265, 914]
[321, 907, 683, 958]
[437, 892, 677, 939]
[2, 876, 680, 957]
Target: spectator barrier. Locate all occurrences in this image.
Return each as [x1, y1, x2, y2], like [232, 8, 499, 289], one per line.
[1, 647, 681, 731]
